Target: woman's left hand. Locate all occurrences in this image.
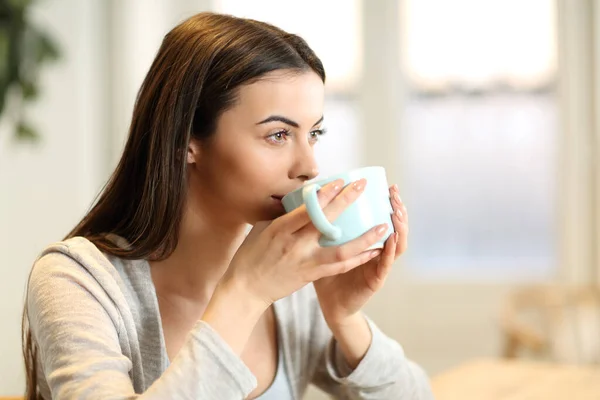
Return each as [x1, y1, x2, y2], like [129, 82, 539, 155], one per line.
[313, 184, 408, 328]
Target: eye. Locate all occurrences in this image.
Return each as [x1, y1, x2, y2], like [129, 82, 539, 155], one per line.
[267, 129, 290, 144]
[309, 128, 327, 142]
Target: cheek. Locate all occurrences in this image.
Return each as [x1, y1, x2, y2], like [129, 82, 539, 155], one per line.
[235, 151, 287, 194]
[216, 147, 290, 221]
[215, 141, 286, 195]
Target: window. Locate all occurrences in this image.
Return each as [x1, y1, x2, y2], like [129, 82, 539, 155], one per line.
[213, 0, 558, 280]
[399, 0, 558, 279]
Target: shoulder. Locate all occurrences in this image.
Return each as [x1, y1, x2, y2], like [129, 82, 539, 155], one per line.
[31, 235, 148, 286]
[28, 237, 156, 339]
[27, 237, 127, 337]
[28, 236, 146, 320]
[30, 236, 121, 288]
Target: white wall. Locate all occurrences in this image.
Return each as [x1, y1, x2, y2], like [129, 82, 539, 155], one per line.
[107, 0, 212, 166]
[0, 0, 108, 393]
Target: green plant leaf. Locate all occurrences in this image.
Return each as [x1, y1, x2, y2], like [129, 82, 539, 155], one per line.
[0, 0, 61, 142]
[7, 0, 32, 10]
[20, 79, 37, 100]
[0, 34, 9, 80]
[16, 121, 38, 141]
[39, 32, 59, 61]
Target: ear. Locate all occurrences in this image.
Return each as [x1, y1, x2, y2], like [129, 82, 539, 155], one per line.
[187, 139, 202, 164]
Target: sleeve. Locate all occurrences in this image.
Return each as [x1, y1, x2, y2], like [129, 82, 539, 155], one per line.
[309, 308, 434, 399]
[27, 252, 257, 399]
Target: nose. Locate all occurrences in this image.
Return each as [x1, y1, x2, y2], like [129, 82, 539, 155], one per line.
[289, 143, 319, 182]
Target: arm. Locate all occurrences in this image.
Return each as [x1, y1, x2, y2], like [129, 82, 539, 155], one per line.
[329, 313, 372, 369]
[310, 186, 433, 398]
[202, 278, 270, 355]
[28, 251, 259, 399]
[310, 305, 434, 399]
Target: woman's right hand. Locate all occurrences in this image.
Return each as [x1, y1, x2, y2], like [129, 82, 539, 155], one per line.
[202, 178, 388, 355]
[223, 178, 389, 307]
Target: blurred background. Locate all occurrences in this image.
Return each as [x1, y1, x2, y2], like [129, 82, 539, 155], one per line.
[1, 0, 599, 398]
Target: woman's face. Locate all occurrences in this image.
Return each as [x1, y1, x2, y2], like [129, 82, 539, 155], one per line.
[188, 70, 325, 224]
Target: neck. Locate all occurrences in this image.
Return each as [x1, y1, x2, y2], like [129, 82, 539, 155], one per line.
[149, 197, 249, 304]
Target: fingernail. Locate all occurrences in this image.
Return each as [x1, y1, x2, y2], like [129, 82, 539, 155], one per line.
[393, 193, 402, 203]
[370, 249, 382, 258]
[375, 224, 387, 235]
[331, 179, 343, 193]
[395, 232, 400, 243]
[395, 209, 403, 218]
[352, 178, 366, 192]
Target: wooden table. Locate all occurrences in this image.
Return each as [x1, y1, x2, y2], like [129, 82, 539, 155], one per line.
[431, 358, 600, 399]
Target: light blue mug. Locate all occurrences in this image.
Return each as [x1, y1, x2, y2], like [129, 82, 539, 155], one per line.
[282, 166, 394, 248]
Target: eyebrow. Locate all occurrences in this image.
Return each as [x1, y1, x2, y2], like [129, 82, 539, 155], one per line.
[256, 115, 324, 128]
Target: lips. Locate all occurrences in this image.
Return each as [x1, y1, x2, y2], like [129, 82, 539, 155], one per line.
[272, 187, 301, 202]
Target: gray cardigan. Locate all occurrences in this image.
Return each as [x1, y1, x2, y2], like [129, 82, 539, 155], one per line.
[27, 237, 433, 399]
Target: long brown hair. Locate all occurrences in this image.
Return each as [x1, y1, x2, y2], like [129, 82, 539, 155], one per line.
[22, 12, 325, 399]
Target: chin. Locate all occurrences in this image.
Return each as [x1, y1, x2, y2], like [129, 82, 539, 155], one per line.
[240, 197, 288, 224]
[269, 208, 287, 220]
[249, 206, 286, 224]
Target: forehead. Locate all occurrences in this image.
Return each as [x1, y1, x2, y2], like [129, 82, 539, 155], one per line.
[230, 70, 325, 125]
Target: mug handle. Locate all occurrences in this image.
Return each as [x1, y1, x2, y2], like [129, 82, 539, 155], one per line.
[302, 183, 343, 241]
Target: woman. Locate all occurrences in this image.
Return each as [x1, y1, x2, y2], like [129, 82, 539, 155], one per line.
[22, 12, 432, 400]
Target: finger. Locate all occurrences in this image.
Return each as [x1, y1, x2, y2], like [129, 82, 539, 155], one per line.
[377, 232, 398, 279]
[313, 248, 382, 280]
[298, 178, 367, 237]
[389, 187, 405, 244]
[401, 203, 408, 225]
[313, 222, 389, 266]
[390, 187, 405, 221]
[390, 187, 408, 225]
[271, 179, 344, 234]
[389, 186, 409, 257]
[391, 206, 403, 235]
[395, 222, 409, 257]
